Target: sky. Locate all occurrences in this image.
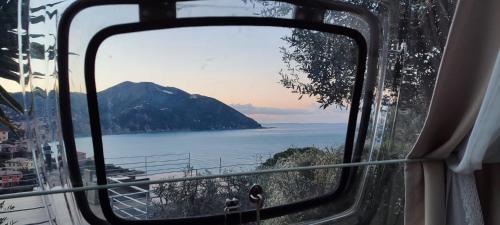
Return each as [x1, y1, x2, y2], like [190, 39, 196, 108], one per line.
[94, 26, 349, 123]
[1, 3, 350, 124]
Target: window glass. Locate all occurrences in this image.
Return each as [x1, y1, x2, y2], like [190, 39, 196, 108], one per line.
[59, 0, 458, 224]
[0, 0, 459, 224]
[72, 25, 362, 220]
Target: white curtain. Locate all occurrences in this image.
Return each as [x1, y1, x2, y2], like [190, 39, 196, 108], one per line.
[447, 54, 500, 173]
[404, 0, 500, 225]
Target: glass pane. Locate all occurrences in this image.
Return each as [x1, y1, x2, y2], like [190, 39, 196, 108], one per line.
[73, 25, 360, 220]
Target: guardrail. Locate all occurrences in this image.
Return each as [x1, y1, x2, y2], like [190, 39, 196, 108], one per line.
[108, 177, 150, 220]
[79, 152, 273, 219]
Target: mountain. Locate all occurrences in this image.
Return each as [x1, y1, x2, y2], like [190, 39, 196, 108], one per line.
[83, 82, 261, 135]
[3, 82, 262, 136]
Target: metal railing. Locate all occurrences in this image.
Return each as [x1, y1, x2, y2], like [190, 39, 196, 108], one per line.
[85, 152, 273, 220]
[108, 177, 149, 220]
[0, 159, 429, 201]
[0, 153, 429, 223]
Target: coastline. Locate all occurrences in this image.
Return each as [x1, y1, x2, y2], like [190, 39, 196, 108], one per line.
[73, 122, 347, 138]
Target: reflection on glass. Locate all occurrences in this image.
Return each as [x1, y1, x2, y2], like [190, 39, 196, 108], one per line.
[74, 26, 358, 219]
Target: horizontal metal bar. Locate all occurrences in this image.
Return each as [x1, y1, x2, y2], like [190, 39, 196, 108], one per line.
[109, 190, 147, 206]
[107, 178, 148, 193]
[108, 189, 147, 197]
[111, 197, 146, 212]
[143, 170, 188, 177]
[106, 153, 187, 160]
[101, 167, 144, 172]
[0, 178, 38, 183]
[112, 205, 143, 212]
[111, 196, 147, 207]
[145, 153, 189, 158]
[112, 205, 147, 213]
[108, 190, 148, 197]
[142, 162, 188, 168]
[112, 159, 188, 167]
[0, 184, 37, 190]
[143, 162, 260, 175]
[0, 159, 432, 200]
[144, 167, 187, 173]
[146, 158, 189, 164]
[112, 161, 151, 166]
[112, 205, 142, 220]
[106, 171, 145, 176]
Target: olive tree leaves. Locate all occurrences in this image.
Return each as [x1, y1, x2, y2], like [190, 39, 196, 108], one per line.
[279, 29, 358, 109]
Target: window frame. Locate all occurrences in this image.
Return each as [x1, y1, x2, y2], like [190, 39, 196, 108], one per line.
[57, 1, 380, 224]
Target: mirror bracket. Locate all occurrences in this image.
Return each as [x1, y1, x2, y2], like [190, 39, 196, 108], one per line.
[139, 0, 176, 22]
[293, 6, 326, 23]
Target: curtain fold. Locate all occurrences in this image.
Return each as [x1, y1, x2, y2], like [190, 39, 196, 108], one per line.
[475, 164, 500, 225]
[403, 0, 500, 224]
[448, 54, 500, 173]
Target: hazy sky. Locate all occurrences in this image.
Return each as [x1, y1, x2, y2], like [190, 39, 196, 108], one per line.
[0, 4, 349, 124]
[94, 26, 349, 123]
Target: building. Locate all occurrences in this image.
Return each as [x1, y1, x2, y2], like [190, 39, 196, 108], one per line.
[0, 169, 23, 187]
[0, 144, 16, 160]
[0, 130, 8, 143]
[0, 143, 16, 152]
[12, 121, 27, 131]
[4, 157, 35, 170]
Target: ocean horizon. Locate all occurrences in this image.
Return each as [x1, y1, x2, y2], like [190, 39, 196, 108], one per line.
[75, 123, 347, 173]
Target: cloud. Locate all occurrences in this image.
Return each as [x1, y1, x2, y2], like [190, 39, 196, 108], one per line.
[231, 103, 350, 123]
[230, 104, 313, 115]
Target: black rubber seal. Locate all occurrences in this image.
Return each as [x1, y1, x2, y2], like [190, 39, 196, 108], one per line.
[57, 1, 380, 224]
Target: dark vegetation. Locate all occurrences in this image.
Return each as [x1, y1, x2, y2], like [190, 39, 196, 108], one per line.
[263, 0, 455, 224]
[260, 147, 326, 167]
[148, 0, 457, 223]
[151, 147, 342, 222]
[0, 0, 456, 224]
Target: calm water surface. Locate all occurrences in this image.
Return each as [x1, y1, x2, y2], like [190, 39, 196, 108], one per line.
[75, 123, 346, 172]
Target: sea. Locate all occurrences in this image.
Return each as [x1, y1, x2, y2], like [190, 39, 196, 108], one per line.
[75, 123, 347, 174]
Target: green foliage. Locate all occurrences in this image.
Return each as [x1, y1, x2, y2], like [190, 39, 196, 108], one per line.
[259, 147, 342, 224]
[151, 170, 255, 218]
[279, 30, 358, 109]
[260, 147, 328, 167]
[151, 147, 342, 222]
[272, 3, 456, 222]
